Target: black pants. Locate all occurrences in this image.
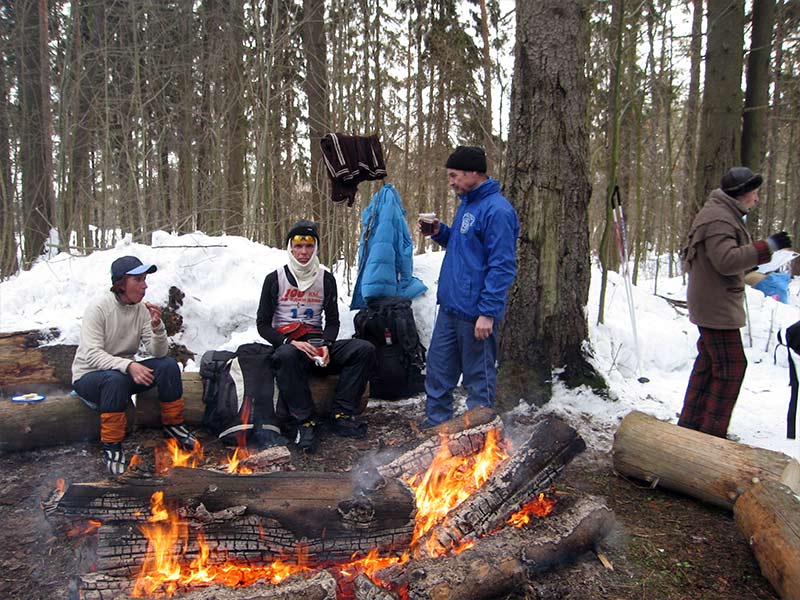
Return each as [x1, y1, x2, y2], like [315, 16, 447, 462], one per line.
[271, 338, 375, 424]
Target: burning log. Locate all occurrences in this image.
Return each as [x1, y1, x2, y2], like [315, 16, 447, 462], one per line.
[613, 410, 799, 509]
[55, 467, 415, 563]
[733, 480, 800, 600]
[78, 568, 338, 600]
[415, 414, 585, 557]
[377, 406, 503, 480]
[373, 495, 615, 600]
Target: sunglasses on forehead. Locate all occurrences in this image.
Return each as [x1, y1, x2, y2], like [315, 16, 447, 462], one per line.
[291, 235, 316, 244]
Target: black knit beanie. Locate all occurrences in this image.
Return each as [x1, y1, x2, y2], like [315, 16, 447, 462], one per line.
[286, 219, 320, 244]
[445, 146, 487, 173]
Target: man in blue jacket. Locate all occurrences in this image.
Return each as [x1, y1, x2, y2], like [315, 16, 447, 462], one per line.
[420, 146, 520, 426]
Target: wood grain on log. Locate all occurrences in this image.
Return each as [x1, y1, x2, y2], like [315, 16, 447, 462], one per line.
[734, 480, 800, 600]
[417, 414, 585, 556]
[375, 495, 615, 600]
[613, 410, 797, 509]
[0, 329, 72, 388]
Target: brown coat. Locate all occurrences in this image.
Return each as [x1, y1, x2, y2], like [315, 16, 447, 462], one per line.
[683, 189, 771, 329]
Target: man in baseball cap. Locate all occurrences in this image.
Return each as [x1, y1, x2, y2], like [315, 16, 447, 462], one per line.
[71, 255, 196, 475]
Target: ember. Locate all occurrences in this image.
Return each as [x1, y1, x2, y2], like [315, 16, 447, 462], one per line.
[55, 478, 66, 494]
[66, 519, 101, 538]
[507, 491, 557, 527]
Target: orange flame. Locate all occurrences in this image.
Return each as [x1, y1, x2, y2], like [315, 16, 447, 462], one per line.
[506, 492, 557, 527]
[132, 491, 310, 597]
[55, 478, 66, 493]
[405, 428, 509, 556]
[154, 438, 204, 474]
[225, 446, 254, 474]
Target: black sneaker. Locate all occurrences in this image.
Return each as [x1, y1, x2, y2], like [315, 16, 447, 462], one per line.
[294, 420, 315, 452]
[102, 442, 126, 476]
[252, 427, 289, 449]
[331, 413, 367, 438]
[163, 424, 198, 451]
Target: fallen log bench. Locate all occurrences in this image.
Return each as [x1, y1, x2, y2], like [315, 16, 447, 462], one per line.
[0, 330, 367, 452]
[612, 410, 799, 509]
[614, 410, 800, 600]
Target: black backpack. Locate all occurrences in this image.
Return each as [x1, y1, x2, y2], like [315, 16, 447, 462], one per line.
[354, 296, 426, 400]
[199, 343, 274, 445]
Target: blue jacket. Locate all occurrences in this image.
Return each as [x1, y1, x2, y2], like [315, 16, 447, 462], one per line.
[432, 178, 519, 320]
[351, 184, 428, 309]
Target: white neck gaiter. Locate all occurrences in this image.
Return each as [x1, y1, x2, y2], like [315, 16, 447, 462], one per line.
[286, 243, 321, 292]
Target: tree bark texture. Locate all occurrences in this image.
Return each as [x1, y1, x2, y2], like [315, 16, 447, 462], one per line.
[16, 0, 55, 266]
[733, 480, 800, 600]
[691, 0, 745, 223]
[501, 0, 593, 403]
[302, 0, 330, 226]
[742, 0, 776, 235]
[613, 410, 799, 510]
[741, 0, 775, 172]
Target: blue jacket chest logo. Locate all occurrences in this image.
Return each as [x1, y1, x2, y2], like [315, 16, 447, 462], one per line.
[460, 212, 476, 234]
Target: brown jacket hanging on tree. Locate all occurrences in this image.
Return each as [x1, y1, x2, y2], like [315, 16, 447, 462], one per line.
[320, 133, 387, 206]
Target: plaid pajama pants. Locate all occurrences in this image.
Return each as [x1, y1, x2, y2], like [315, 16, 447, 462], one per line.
[677, 327, 747, 438]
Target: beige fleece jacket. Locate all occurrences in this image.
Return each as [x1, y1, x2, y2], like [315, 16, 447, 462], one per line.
[71, 291, 168, 383]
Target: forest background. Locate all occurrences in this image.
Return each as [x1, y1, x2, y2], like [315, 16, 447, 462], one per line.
[1, 0, 799, 399]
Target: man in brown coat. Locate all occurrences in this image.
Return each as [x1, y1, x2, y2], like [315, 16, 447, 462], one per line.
[679, 167, 792, 437]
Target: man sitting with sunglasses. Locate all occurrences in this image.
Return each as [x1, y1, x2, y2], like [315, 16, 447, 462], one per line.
[256, 220, 376, 451]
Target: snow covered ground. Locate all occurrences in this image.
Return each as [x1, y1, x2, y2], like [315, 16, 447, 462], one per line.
[2, 230, 798, 459]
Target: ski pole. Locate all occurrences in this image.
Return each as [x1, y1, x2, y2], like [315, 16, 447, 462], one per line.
[611, 186, 645, 381]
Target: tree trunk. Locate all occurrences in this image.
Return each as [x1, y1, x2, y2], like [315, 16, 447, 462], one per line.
[681, 0, 703, 244]
[690, 0, 745, 225]
[0, 7, 18, 278]
[16, 0, 55, 266]
[225, 0, 247, 236]
[302, 0, 330, 226]
[742, 0, 776, 235]
[500, 0, 596, 405]
[734, 480, 800, 600]
[613, 410, 799, 510]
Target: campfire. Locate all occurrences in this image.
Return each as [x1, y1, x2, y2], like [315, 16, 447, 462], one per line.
[51, 409, 612, 600]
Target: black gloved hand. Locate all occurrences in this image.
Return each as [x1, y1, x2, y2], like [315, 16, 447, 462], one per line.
[767, 231, 792, 252]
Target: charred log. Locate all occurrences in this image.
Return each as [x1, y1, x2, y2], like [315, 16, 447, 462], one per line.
[613, 411, 798, 509]
[78, 568, 338, 600]
[377, 407, 503, 481]
[416, 413, 585, 556]
[375, 495, 614, 600]
[55, 468, 415, 562]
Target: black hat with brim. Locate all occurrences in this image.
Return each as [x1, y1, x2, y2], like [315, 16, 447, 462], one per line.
[111, 256, 157, 283]
[721, 166, 763, 197]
